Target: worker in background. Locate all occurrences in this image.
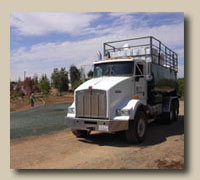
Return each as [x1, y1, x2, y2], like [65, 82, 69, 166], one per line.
[30, 93, 35, 107]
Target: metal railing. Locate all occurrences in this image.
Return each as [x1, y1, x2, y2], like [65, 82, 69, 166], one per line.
[103, 36, 178, 72]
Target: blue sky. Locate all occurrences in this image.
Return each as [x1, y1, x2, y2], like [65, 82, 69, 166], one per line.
[10, 12, 184, 81]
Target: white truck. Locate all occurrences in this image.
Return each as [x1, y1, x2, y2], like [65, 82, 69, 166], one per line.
[65, 36, 179, 144]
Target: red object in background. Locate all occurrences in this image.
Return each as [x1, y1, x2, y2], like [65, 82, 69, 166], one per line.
[88, 86, 92, 94]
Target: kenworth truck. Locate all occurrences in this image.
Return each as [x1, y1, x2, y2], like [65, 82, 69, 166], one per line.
[65, 36, 179, 144]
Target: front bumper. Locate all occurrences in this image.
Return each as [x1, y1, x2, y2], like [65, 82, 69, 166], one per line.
[65, 116, 129, 132]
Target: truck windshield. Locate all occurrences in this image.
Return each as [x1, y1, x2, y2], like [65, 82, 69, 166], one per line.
[94, 61, 134, 77]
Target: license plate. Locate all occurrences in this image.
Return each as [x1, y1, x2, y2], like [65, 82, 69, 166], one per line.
[98, 125, 108, 131]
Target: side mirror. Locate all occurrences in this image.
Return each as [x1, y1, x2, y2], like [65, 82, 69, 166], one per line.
[146, 75, 153, 81]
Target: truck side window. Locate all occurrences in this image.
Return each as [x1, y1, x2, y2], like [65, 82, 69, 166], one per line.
[136, 64, 143, 75]
[135, 64, 144, 81]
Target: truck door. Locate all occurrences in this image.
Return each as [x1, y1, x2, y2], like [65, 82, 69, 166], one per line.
[134, 62, 147, 105]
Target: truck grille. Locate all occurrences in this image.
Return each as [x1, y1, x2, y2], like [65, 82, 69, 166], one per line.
[75, 90, 107, 119]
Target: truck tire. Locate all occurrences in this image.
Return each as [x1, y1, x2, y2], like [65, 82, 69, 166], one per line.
[163, 100, 178, 124]
[125, 111, 147, 144]
[173, 100, 179, 121]
[71, 129, 90, 138]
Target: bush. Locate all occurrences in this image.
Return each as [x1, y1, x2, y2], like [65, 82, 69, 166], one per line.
[38, 74, 50, 95]
[177, 78, 184, 98]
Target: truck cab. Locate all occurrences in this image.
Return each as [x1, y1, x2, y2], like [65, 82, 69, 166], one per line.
[66, 36, 179, 144]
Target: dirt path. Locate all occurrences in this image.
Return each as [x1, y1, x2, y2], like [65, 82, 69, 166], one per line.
[10, 94, 74, 113]
[10, 101, 184, 169]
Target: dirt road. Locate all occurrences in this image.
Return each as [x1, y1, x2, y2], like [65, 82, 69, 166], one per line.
[10, 101, 184, 169]
[10, 94, 74, 112]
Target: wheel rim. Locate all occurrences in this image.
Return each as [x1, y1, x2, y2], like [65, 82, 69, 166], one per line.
[137, 118, 146, 138]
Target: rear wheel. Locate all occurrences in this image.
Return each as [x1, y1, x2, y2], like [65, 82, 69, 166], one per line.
[125, 111, 147, 144]
[173, 101, 179, 121]
[163, 100, 179, 124]
[71, 129, 90, 138]
[163, 100, 178, 124]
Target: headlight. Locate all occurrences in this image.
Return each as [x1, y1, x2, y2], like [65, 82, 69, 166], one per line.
[68, 107, 75, 114]
[116, 109, 130, 116]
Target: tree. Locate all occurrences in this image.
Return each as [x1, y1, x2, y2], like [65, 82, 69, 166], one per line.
[69, 65, 81, 90]
[24, 77, 34, 95]
[51, 68, 59, 88]
[87, 70, 93, 78]
[10, 81, 15, 92]
[33, 73, 39, 86]
[51, 67, 69, 93]
[38, 74, 50, 95]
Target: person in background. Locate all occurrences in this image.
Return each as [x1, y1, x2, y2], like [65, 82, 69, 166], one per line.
[30, 93, 35, 107]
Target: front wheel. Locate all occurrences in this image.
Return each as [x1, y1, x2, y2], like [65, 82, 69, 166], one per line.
[125, 111, 147, 144]
[71, 129, 90, 138]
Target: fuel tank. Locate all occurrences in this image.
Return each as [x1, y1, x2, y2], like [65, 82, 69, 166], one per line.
[148, 63, 178, 104]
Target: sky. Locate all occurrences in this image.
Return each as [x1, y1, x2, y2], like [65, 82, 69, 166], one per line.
[10, 12, 184, 81]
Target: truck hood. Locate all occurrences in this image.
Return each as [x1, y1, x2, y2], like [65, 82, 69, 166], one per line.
[75, 76, 131, 91]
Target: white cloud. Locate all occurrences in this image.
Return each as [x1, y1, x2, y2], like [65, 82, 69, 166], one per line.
[10, 13, 184, 80]
[10, 13, 101, 36]
[109, 12, 135, 17]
